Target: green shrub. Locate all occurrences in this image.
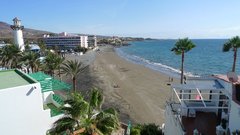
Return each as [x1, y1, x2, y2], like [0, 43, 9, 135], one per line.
[131, 128, 141, 135]
[131, 125, 142, 135]
[130, 123, 163, 135]
[74, 46, 88, 53]
[140, 123, 163, 135]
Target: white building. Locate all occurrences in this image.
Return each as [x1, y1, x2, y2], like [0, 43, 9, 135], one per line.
[88, 35, 97, 48]
[80, 36, 88, 48]
[164, 76, 240, 135]
[0, 70, 71, 135]
[43, 32, 89, 49]
[10, 17, 25, 51]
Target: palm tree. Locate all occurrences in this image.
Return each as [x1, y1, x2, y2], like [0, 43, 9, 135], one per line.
[38, 40, 47, 56]
[56, 56, 65, 79]
[0, 44, 23, 69]
[61, 60, 88, 92]
[171, 38, 196, 84]
[51, 88, 119, 135]
[51, 92, 89, 134]
[43, 52, 62, 77]
[223, 36, 240, 72]
[22, 51, 40, 73]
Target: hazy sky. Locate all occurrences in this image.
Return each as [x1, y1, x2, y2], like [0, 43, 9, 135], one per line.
[1, 0, 240, 39]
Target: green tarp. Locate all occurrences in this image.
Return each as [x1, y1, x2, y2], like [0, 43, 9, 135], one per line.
[29, 72, 71, 93]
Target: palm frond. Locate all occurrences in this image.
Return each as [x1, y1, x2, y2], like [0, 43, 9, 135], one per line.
[62, 93, 89, 119]
[171, 38, 195, 55]
[51, 116, 77, 134]
[90, 87, 103, 111]
[223, 36, 240, 52]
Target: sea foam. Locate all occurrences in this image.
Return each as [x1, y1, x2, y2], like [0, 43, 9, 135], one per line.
[115, 48, 198, 78]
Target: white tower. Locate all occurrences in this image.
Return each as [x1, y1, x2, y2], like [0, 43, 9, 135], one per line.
[10, 17, 25, 51]
[94, 35, 97, 47]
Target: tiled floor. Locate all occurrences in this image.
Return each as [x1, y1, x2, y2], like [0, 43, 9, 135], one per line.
[182, 112, 217, 135]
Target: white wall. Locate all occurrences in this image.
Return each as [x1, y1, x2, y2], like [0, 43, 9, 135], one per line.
[94, 36, 97, 47]
[43, 91, 54, 104]
[229, 101, 240, 132]
[13, 30, 25, 51]
[81, 36, 88, 48]
[0, 83, 61, 135]
[164, 105, 185, 135]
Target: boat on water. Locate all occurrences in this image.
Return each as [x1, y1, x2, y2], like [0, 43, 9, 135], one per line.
[164, 75, 240, 135]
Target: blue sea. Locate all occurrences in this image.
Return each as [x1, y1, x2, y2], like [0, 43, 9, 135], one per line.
[115, 39, 240, 78]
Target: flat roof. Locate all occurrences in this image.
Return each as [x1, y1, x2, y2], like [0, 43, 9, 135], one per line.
[213, 74, 240, 84]
[172, 78, 224, 90]
[0, 70, 37, 89]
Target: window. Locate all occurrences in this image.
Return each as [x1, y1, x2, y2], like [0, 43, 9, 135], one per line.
[236, 84, 240, 102]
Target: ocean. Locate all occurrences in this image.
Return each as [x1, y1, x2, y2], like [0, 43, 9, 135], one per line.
[115, 39, 240, 78]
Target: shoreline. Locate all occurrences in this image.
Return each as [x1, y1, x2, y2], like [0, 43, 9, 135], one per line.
[115, 47, 182, 78]
[63, 45, 178, 125]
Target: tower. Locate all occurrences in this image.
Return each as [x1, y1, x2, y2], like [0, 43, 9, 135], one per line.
[10, 17, 25, 51]
[94, 35, 97, 47]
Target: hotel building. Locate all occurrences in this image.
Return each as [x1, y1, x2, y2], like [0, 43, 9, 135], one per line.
[43, 32, 97, 49]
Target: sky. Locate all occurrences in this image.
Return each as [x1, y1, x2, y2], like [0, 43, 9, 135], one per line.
[1, 0, 240, 39]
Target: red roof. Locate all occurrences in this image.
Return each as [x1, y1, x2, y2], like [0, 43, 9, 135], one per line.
[213, 74, 240, 84]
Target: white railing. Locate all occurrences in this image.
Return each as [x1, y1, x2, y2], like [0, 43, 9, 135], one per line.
[165, 102, 186, 135]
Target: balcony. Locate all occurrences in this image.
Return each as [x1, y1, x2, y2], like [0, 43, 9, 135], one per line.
[165, 77, 230, 135]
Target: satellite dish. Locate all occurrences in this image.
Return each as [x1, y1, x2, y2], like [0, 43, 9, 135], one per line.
[227, 72, 238, 83]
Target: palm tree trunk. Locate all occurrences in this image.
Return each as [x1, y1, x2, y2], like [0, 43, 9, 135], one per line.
[73, 77, 76, 92]
[27, 68, 30, 74]
[31, 65, 34, 73]
[232, 48, 237, 72]
[58, 67, 61, 80]
[52, 70, 54, 78]
[180, 51, 184, 84]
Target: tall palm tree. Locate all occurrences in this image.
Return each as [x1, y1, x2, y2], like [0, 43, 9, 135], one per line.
[61, 60, 88, 92]
[56, 56, 65, 79]
[223, 36, 240, 72]
[171, 38, 196, 84]
[51, 89, 119, 135]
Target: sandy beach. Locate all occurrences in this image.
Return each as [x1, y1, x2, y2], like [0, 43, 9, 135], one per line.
[64, 45, 177, 125]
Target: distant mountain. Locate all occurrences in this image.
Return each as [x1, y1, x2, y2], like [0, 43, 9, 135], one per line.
[0, 21, 53, 39]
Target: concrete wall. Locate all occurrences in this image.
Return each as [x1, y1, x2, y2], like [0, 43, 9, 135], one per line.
[229, 101, 240, 132]
[164, 105, 185, 135]
[0, 83, 60, 135]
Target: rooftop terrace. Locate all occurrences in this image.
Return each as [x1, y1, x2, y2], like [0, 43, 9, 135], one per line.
[166, 77, 230, 134]
[0, 69, 37, 89]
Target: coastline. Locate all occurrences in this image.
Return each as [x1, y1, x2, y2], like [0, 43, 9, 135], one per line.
[63, 45, 178, 125]
[115, 46, 182, 78]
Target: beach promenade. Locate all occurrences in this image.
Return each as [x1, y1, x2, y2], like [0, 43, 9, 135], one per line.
[64, 46, 175, 125]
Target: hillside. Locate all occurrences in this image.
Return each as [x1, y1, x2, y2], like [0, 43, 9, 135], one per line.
[0, 21, 53, 39]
